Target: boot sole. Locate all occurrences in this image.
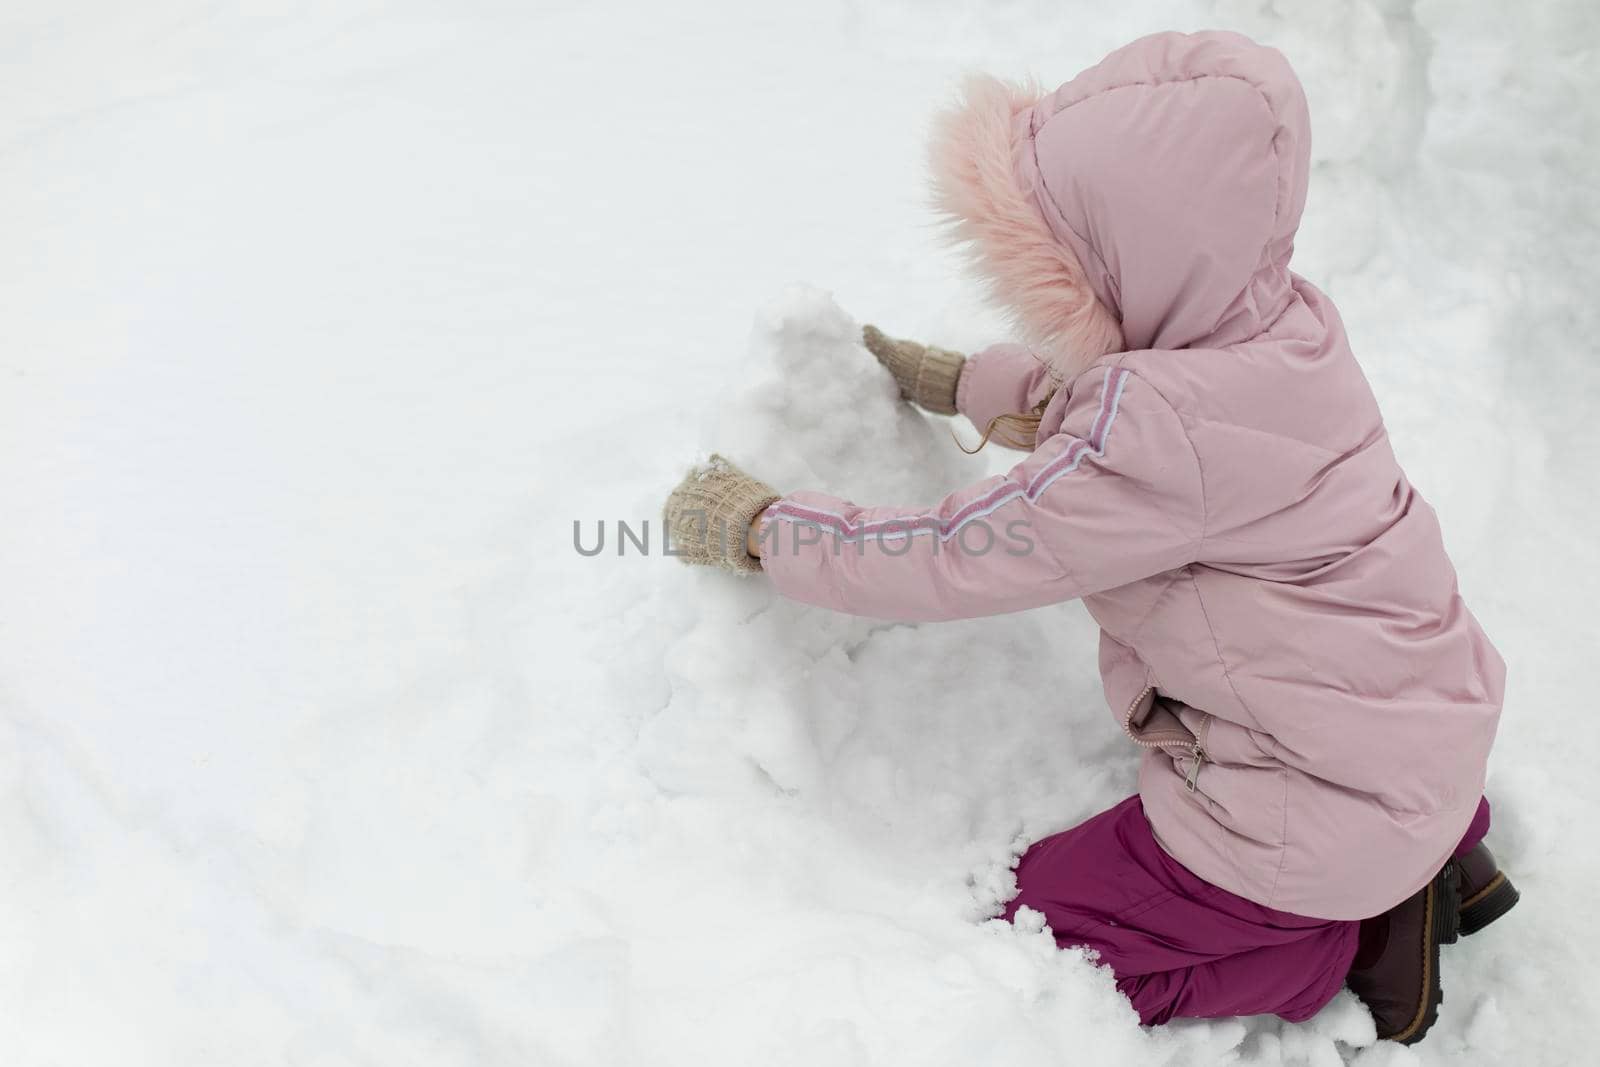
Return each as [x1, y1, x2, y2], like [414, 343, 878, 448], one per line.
[1387, 863, 1460, 1046]
[1459, 870, 1520, 936]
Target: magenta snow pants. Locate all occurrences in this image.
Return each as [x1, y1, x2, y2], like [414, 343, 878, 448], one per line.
[1002, 795, 1492, 1025]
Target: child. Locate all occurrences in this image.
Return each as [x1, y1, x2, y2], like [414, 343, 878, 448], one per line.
[663, 30, 1516, 1043]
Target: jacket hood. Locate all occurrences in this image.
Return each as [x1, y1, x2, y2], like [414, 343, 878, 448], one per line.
[931, 30, 1312, 363]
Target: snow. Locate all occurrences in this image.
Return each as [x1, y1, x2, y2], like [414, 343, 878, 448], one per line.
[1, 1, 1595, 1064]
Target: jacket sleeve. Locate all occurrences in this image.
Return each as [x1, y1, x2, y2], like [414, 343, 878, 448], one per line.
[758, 366, 1205, 621]
[954, 343, 1057, 448]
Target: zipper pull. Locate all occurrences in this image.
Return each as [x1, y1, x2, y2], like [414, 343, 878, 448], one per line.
[1185, 744, 1207, 793]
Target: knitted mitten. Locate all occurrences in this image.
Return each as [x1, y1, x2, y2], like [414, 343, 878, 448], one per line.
[861, 324, 965, 415]
[663, 455, 780, 574]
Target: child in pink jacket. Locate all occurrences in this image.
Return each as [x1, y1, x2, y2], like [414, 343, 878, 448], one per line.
[664, 30, 1515, 1044]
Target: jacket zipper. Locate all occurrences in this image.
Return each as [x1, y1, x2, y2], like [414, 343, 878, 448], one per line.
[1120, 684, 1158, 745]
[1121, 685, 1208, 793]
[1186, 712, 1212, 794]
[1183, 739, 1208, 793]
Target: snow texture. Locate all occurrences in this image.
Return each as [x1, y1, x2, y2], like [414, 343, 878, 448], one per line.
[1, 1, 1596, 1064]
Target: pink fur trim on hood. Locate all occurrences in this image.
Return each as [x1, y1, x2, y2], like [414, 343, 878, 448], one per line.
[929, 75, 1125, 378]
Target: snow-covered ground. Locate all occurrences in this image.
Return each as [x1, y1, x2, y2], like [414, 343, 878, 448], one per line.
[2, 1, 1596, 1064]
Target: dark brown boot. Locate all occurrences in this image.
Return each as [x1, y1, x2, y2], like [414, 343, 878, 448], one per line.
[1346, 862, 1461, 1045]
[1456, 842, 1520, 935]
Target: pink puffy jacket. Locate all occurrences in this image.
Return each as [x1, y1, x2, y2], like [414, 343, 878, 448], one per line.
[758, 31, 1504, 921]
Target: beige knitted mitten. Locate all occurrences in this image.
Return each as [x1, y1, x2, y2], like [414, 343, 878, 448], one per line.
[861, 324, 965, 415]
[663, 455, 780, 574]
